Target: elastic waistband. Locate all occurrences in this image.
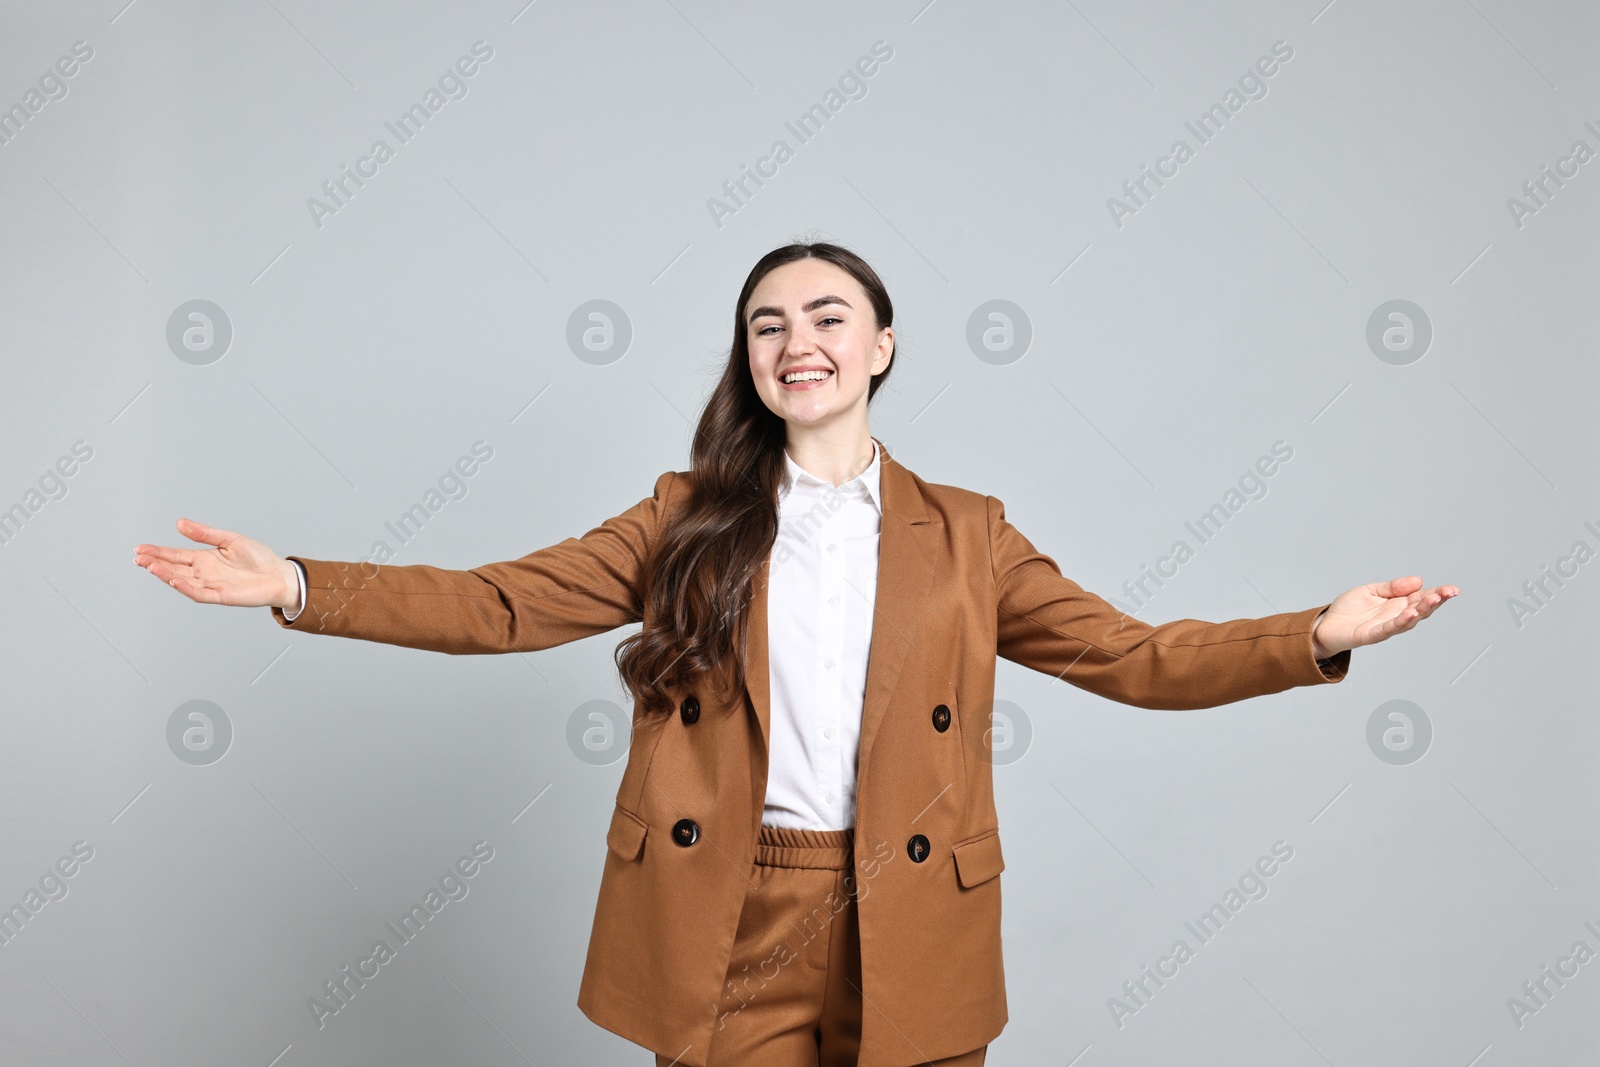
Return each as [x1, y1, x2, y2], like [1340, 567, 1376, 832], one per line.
[756, 824, 854, 870]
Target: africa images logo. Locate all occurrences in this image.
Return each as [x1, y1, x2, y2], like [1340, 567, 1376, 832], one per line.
[705, 40, 894, 229]
[306, 42, 495, 229]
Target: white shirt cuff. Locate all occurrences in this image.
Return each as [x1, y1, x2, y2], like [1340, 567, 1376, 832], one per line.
[283, 560, 307, 622]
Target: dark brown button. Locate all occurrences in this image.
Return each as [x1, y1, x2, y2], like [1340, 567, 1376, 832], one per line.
[671, 819, 700, 846]
[932, 704, 951, 732]
[679, 695, 700, 725]
[907, 834, 930, 863]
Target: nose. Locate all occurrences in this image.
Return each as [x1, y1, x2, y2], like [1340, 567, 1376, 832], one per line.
[783, 321, 817, 358]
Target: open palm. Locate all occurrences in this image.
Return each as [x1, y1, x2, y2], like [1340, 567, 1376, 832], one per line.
[1313, 575, 1459, 657]
[134, 518, 295, 608]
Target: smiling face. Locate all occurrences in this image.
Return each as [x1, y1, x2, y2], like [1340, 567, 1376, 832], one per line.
[745, 257, 893, 433]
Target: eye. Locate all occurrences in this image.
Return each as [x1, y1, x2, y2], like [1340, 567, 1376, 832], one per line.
[818, 316, 842, 326]
[756, 324, 779, 335]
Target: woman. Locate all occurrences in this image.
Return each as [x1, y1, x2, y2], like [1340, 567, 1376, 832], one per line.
[135, 241, 1457, 1066]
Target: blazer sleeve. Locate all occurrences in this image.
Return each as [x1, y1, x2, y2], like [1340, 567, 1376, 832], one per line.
[269, 470, 680, 654]
[986, 494, 1350, 710]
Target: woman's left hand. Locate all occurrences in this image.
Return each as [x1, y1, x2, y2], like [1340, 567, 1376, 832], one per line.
[1311, 576, 1460, 659]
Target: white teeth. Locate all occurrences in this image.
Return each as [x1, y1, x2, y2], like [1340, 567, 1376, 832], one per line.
[783, 370, 831, 383]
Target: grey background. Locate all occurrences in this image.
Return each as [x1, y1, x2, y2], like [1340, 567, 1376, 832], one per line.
[1, 0, 1596, 1064]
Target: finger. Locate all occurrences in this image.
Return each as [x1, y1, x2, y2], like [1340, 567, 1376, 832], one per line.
[1373, 575, 1422, 599]
[168, 572, 221, 605]
[143, 559, 196, 587]
[149, 562, 188, 594]
[135, 544, 199, 567]
[1377, 603, 1421, 636]
[176, 517, 239, 548]
[1379, 610, 1418, 638]
[1412, 591, 1452, 619]
[1427, 588, 1465, 614]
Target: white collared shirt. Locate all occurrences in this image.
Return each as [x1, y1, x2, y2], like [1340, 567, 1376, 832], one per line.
[763, 438, 882, 831]
[281, 440, 883, 831]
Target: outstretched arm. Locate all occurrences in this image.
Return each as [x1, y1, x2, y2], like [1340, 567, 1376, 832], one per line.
[988, 494, 1356, 711]
[136, 471, 681, 656]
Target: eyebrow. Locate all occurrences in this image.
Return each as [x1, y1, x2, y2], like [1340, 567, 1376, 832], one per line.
[746, 294, 853, 327]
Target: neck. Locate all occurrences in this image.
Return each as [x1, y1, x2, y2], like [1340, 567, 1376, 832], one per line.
[783, 424, 876, 488]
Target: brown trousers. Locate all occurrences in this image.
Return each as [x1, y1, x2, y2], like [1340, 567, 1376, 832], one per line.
[654, 825, 988, 1067]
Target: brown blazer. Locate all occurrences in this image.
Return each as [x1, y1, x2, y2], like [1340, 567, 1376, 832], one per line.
[272, 436, 1350, 1066]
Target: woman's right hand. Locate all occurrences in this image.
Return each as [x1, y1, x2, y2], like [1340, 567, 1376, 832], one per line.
[134, 518, 301, 611]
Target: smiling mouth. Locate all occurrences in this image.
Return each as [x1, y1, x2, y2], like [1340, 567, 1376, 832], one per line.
[781, 369, 833, 384]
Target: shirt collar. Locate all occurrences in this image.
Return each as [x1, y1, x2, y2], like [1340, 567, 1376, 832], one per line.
[778, 437, 882, 513]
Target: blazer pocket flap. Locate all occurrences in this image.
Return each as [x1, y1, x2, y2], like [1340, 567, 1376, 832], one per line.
[953, 830, 1005, 888]
[606, 804, 648, 861]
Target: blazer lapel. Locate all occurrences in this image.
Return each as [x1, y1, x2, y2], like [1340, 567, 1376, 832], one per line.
[745, 553, 773, 747]
[742, 437, 941, 807]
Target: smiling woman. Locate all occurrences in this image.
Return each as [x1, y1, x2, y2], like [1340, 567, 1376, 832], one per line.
[748, 280, 893, 428]
[611, 244, 898, 728]
[134, 238, 1456, 1067]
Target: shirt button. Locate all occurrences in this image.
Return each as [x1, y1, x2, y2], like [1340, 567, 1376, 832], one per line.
[826, 791, 838, 804]
[823, 727, 835, 739]
[824, 659, 834, 670]
[828, 594, 838, 605]
[826, 543, 836, 552]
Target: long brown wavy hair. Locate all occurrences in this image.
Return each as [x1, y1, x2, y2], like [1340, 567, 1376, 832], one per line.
[614, 241, 897, 723]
